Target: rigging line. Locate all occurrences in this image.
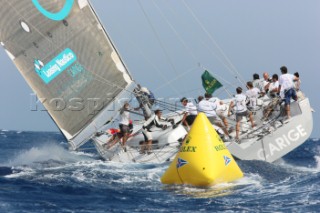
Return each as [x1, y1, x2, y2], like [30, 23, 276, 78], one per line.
[154, 103, 182, 113]
[151, 0, 200, 63]
[180, 0, 240, 75]
[164, 0, 246, 92]
[163, 87, 204, 99]
[86, 71, 137, 95]
[198, 64, 237, 88]
[8, 2, 184, 116]
[198, 40, 247, 87]
[106, 27, 181, 97]
[154, 98, 185, 109]
[198, 65, 234, 98]
[137, 0, 184, 95]
[158, 2, 247, 95]
[180, 0, 247, 86]
[154, 0, 241, 97]
[155, 102, 180, 110]
[7, 1, 181, 104]
[153, 66, 198, 92]
[153, 103, 178, 112]
[158, 101, 183, 110]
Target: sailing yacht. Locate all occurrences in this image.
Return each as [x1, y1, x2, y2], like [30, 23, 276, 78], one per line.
[0, 0, 313, 163]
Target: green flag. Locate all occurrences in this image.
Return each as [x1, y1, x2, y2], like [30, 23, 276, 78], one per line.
[201, 70, 223, 95]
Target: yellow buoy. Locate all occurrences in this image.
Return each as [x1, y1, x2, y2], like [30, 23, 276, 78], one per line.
[161, 113, 243, 187]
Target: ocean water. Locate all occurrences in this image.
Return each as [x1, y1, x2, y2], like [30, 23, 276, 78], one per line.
[0, 130, 319, 213]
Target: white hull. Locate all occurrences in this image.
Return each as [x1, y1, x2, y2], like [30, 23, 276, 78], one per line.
[93, 124, 187, 163]
[226, 98, 313, 162]
[92, 98, 313, 163]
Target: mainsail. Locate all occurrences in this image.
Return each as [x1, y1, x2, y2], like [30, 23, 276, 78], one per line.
[0, 0, 135, 149]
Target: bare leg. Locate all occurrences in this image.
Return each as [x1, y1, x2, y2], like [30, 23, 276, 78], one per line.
[249, 112, 255, 128]
[264, 107, 272, 119]
[105, 135, 120, 149]
[104, 135, 115, 146]
[147, 140, 152, 153]
[285, 105, 291, 118]
[223, 117, 229, 130]
[217, 122, 229, 137]
[140, 142, 146, 153]
[122, 133, 128, 146]
[236, 122, 240, 140]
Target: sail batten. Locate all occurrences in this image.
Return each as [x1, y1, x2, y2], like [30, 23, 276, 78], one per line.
[0, 0, 134, 147]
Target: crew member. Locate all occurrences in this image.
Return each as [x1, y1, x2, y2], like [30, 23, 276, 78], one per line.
[180, 97, 197, 130]
[141, 110, 174, 154]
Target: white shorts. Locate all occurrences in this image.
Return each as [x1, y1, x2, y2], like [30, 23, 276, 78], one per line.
[216, 104, 228, 118]
[142, 129, 153, 141]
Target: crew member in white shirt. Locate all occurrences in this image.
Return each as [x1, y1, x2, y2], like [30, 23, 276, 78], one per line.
[207, 93, 229, 130]
[119, 103, 131, 147]
[245, 81, 261, 111]
[180, 97, 198, 130]
[265, 74, 279, 98]
[228, 87, 255, 143]
[252, 73, 265, 96]
[263, 74, 281, 120]
[293, 72, 304, 100]
[198, 94, 230, 140]
[141, 109, 174, 154]
[262, 72, 272, 94]
[278, 66, 299, 120]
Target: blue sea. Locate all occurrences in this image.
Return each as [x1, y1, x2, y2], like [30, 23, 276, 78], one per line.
[0, 130, 319, 212]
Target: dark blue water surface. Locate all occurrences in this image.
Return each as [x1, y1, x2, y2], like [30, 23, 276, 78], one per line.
[0, 130, 319, 212]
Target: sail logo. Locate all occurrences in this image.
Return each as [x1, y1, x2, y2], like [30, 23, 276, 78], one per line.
[34, 48, 77, 84]
[34, 59, 44, 73]
[176, 158, 188, 169]
[224, 156, 231, 166]
[32, 0, 74, 21]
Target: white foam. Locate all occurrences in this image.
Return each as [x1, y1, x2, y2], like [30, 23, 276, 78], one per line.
[5, 167, 35, 179]
[314, 155, 320, 171]
[5, 143, 93, 167]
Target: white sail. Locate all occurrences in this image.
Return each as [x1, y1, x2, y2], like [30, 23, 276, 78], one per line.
[0, 1, 313, 164]
[0, 0, 135, 149]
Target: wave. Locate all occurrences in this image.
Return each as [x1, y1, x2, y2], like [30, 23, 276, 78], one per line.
[3, 142, 95, 168]
[0, 166, 15, 176]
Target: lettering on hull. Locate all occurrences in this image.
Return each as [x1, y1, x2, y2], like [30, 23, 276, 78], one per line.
[257, 125, 307, 160]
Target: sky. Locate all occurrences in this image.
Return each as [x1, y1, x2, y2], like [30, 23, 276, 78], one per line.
[0, 0, 319, 137]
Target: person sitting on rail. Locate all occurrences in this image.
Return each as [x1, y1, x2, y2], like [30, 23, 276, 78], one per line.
[104, 120, 133, 149]
[293, 72, 305, 100]
[180, 97, 198, 131]
[141, 109, 174, 154]
[263, 74, 281, 121]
